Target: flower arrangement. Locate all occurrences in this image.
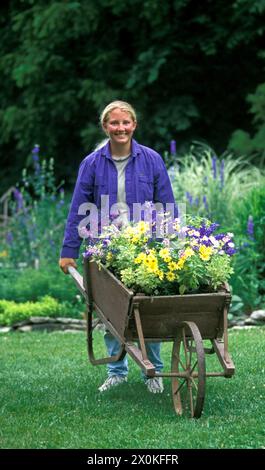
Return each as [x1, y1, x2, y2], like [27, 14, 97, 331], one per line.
[84, 215, 236, 296]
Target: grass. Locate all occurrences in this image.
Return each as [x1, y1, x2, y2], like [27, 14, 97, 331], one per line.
[0, 327, 265, 449]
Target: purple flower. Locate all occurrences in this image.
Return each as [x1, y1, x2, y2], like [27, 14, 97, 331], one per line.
[6, 231, 13, 245]
[225, 246, 236, 256]
[195, 222, 220, 239]
[32, 144, 40, 156]
[207, 222, 220, 235]
[13, 188, 24, 210]
[203, 195, 208, 211]
[215, 233, 225, 240]
[83, 248, 94, 258]
[170, 140, 176, 155]
[32, 145, 40, 174]
[201, 239, 212, 247]
[247, 215, 254, 240]
[211, 156, 217, 179]
[102, 238, 111, 247]
[186, 191, 193, 205]
[220, 159, 225, 189]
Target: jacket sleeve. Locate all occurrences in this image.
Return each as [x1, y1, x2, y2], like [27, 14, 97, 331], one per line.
[60, 158, 95, 259]
[153, 154, 178, 217]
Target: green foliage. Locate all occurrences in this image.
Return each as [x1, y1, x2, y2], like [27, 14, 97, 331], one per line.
[1, 0, 265, 189]
[229, 82, 265, 164]
[0, 145, 69, 267]
[0, 296, 66, 326]
[0, 266, 79, 304]
[228, 294, 245, 322]
[231, 184, 265, 311]
[206, 256, 234, 291]
[171, 142, 264, 229]
[170, 144, 265, 310]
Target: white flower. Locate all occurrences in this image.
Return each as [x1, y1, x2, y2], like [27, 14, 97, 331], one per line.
[209, 236, 219, 247]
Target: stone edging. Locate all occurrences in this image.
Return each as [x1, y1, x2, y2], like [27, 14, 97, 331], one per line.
[0, 316, 87, 334]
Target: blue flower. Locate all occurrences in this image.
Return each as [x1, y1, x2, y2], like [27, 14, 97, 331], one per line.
[211, 156, 217, 179]
[247, 215, 254, 240]
[170, 140, 176, 155]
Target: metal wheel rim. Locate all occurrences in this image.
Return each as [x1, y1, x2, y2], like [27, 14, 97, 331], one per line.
[171, 321, 206, 418]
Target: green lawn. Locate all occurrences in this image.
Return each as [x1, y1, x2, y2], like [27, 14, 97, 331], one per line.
[0, 327, 264, 449]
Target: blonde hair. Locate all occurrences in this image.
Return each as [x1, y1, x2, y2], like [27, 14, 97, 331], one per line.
[100, 100, 137, 132]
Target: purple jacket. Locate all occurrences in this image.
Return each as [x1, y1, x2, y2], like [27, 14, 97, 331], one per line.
[61, 139, 176, 258]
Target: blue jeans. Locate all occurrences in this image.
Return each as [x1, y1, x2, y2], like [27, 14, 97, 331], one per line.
[104, 331, 163, 378]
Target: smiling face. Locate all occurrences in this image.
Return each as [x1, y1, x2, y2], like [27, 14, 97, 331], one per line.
[103, 108, 137, 150]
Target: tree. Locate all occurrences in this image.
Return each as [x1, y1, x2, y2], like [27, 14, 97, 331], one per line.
[0, 0, 265, 191]
[229, 82, 265, 164]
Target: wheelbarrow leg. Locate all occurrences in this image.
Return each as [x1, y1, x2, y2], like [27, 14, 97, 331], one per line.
[124, 304, 156, 377]
[87, 307, 126, 365]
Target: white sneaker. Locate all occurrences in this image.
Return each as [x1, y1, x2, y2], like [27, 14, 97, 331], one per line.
[98, 375, 127, 392]
[145, 377, 164, 394]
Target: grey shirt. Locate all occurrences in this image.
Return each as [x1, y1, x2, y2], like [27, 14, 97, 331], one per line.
[112, 154, 131, 225]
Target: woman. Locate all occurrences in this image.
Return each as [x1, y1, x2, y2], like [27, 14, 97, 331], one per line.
[59, 100, 176, 393]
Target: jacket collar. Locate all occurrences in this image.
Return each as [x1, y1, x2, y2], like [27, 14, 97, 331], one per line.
[101, 139, 141, 160]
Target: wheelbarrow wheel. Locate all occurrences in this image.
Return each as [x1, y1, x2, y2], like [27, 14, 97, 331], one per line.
[171, 321, 206, 418]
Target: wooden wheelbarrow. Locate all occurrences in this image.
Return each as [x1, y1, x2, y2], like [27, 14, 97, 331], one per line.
[69, 259, 235, 418]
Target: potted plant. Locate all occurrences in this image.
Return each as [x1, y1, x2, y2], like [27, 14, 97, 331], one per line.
[83, 215, 236, 297]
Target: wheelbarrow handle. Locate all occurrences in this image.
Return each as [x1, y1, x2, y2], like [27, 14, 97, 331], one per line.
[67, 266, 87, 300]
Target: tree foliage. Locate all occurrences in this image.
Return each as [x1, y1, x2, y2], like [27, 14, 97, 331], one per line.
[0, 0, 265, 189]
[229, 82, 265, 164]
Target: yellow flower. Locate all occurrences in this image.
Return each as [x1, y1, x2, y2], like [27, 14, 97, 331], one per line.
[0, 250, 8, 258]
[157, 270, 164, 280]
[168, 261, 178, 271]
[145, 254, 158, 272]
[136, 221, 149, 234]
[183, 247, 195, 259]
[175, 258, 185, 270]
[164, 256, 172, 263]
[106, 252, 113, 262]
[124, 227, 134, 236]
[134, 252, 147, 264]
[131, 236, 140, 244]
[166, 271, 175, 282]
[159, 248, 170, 259]
[199, 245, 213, 261]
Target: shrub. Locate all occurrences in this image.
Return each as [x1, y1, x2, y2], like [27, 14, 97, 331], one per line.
[169, 143, 265, 311]
[0, 296, 69, 326]
[0, 145, 69, 268]
[0, 267, 79, 303]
